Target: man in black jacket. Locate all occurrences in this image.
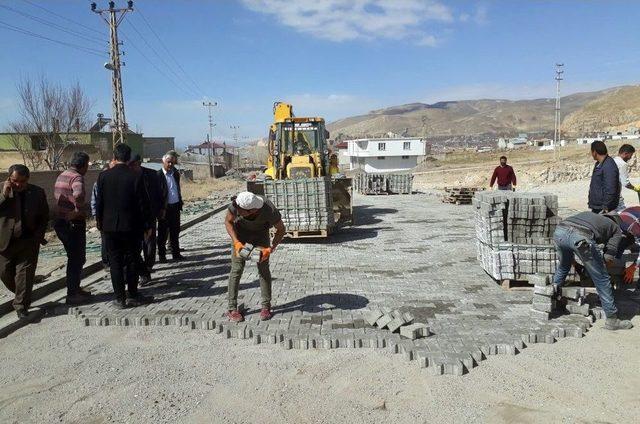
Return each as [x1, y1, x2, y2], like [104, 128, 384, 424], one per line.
[157, 151, 184, 262]
[96, 144, 153, 308]
[129, 154, 165, 284]
[588, 140, 620, 213]
[0, 164, 49, 319]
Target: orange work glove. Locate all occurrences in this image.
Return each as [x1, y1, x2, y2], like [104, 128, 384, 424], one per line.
[624, 264, 637, 284]
[259, 247, 272, 263]
[233, 241, 244, 257]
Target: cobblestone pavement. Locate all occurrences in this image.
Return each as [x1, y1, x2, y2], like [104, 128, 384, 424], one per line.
[0, 199, 228, 303]
[66, 194, 640, 375]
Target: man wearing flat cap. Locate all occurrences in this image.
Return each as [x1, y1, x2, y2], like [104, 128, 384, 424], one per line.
[224, 191, 285, 322]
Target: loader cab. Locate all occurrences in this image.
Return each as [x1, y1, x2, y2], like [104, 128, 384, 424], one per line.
[273, 118, 330, 179]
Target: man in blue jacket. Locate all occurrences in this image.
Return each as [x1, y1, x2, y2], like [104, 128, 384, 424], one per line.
[588, 140, 620, 213]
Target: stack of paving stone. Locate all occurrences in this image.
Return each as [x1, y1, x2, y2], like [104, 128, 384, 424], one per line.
[365, 308, 429, 340]
[530, 274, 591, 320]
[442, 187, 483, 205]
[473, 191, 563, 281]
[530, 274, 557, 319]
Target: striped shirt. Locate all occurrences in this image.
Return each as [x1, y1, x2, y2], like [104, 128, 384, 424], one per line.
[54, 168, 86, 221]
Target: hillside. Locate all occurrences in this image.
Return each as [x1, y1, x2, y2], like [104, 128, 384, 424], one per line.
[327, 85, 638, 138]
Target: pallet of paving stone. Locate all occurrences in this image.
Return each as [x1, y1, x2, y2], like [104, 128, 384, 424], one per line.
[353, 172, 413, 195]
[442, 187, 483, 205]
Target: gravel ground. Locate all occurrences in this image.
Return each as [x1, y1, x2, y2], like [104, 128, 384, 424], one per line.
[0, 317, 639, 423]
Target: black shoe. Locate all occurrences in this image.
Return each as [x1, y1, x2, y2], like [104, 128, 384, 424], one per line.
[111, 299, 127, 310]
[172, 254, 185, 261]
[66, 293, 91, 306]
[77, 288, 93, 297]
[129, 293, 154, 304]
[16, 310, 29, 319]
[139, 275, 152, 287]
[158, 255, 167, 264]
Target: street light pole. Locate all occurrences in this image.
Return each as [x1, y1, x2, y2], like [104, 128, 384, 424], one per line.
[203, 101, 217, 177]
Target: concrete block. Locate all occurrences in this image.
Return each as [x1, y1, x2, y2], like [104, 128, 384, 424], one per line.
[566, 303, 590, 316]
[399, 323, 429, 339]
[386, 317, 405, 333]
[364, 309, 383, 326]
[375, 314, 394, 329]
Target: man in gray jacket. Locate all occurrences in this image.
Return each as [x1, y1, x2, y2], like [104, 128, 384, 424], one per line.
[552, 211, 632, 330]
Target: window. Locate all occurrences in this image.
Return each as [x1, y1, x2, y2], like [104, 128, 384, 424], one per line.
[401, 155, 410, 159]
[378, 142, 386, 151]
[377, 156, 385, 160]
[403, 142, 411, 150]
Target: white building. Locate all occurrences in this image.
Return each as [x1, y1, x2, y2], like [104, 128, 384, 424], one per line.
[576, 136, 602, 145]
[347, 137, 425, 173]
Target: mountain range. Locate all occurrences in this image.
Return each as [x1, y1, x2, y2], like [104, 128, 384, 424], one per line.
[327, 85, 640, 139]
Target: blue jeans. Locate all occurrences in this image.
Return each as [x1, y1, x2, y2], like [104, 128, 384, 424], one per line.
[553, 226, 618, 317]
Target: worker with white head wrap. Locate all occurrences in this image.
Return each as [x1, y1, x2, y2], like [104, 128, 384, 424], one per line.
[224, 191, 286, 323]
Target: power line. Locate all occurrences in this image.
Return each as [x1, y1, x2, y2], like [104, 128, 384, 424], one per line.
[136, 6, 206, 98]
[20, 0, 105, 36]
[0, 20, 107, 57]
[119, 30, 198, 98]
[0, 3, 106, 46]
[124, 19, 201, 98]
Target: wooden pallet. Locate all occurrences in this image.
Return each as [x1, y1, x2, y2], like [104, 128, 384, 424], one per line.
[500, 279, 535, 291]
[286, 229, 330, 239]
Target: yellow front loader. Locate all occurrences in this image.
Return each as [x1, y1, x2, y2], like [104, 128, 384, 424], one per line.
[249, 102, 353, 237]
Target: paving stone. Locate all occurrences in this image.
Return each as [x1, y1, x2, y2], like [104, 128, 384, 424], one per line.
[63, 194, 605, 377]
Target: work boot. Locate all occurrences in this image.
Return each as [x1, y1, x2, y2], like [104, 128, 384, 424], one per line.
[172, 254, 185, 262]
[158, 254, 167, 264]
[226, 310, 244, 322]
[259, 308, 273, 321]
[16, 309, 29, 320]
[604, 315, 634, 331]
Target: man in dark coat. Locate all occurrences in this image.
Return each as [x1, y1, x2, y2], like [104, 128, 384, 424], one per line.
[588, 140, 621, 213]
[129, 154, 165, 285]
[96, 144, 153, 308]
[0, 164, 49, 319]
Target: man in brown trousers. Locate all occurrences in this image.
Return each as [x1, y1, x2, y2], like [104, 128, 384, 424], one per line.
[0, 164, 49, 319]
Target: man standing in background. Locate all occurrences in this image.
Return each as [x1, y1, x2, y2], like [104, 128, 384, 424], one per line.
[613, 144, 639, 211]
[129, 154, 164, 285]
[489, 156, 517, 191]
[588, 140, 620, 214]
[0, 165, 49, 319]
[54, 151, 92, 305]
[157, 151, 184, 263]
[96, 144, 153, 308]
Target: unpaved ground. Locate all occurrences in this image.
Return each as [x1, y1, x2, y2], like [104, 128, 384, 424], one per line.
[0, 317, 638, 423]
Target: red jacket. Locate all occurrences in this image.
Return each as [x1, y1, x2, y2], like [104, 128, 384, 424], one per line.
[490, 165, 516, 187]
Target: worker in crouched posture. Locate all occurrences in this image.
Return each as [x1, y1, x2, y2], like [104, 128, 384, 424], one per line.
[224, 191, 285, 323]
[552, 211, 633, 330]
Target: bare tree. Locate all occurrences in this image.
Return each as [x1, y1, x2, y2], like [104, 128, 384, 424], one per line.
[13, 76, 92, 170]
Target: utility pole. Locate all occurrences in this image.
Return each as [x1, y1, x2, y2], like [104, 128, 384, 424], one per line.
[230, 125, 239, 170]
[91, 1, 133, 147]
[554, 63, 564, 161]
[203, 101, 217, 177]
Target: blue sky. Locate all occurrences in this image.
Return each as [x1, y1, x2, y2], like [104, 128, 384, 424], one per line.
[1, 0, 640, 147]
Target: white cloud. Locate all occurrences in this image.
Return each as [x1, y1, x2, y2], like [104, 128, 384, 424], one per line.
[417, 35, 438, 47]
[240, 0, 456, 47]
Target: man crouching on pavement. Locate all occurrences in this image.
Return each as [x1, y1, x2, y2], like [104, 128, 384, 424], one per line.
[225, 191, 285, 322]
